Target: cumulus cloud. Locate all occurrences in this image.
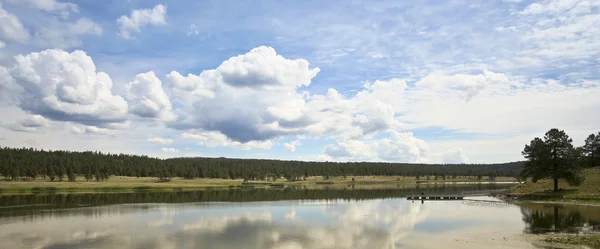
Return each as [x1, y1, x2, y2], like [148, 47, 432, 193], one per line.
[160, 47, 406, 149]
[323, 131, 428, 163]
[181, 131, 273, 150]
[126, 71, 174, 121]
[6, 49, 129, 128]
[148, 137, 173, 145]
[309, 78, 410, 139]
[0, 3, 30, 45]
[299, 79, 405, 140]
[4, 114, 50, 132]
[161, 147, 179, 153]
[283, 140, 300, 152]
[166, 46, 320, 143]
[117, 4, 168, 39]
[2, 44, 596, 162]
[3, 0, 78, 19]
[439, 148, 469, 164]
[0, 66, 18, 104]
[217, 46, 319, 88]
[399, 73, 600, 136]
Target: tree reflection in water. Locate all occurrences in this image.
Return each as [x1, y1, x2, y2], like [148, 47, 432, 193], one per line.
[0, 184, 513, 218]
[520, 203, 600, 234]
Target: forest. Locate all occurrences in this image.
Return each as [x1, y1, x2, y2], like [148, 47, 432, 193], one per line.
[0, 146, 524, 182]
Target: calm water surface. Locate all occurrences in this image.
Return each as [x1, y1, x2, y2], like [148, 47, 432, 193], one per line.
[0, 184, 598, 249]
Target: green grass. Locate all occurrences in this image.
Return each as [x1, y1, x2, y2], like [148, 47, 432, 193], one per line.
[0, 176, 250, 193]
[508, 168, 600, 202]
[542, 234, 600, 249]
[0, 175, 517, 193]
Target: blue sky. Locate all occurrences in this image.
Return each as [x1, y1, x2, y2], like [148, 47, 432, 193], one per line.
[1, 0, 599, 163]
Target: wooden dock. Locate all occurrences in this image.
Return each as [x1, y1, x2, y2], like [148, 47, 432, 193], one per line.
[407, 196, 464, 201]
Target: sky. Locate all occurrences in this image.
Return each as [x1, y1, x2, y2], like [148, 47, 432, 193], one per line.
[0, 0, 599, 164]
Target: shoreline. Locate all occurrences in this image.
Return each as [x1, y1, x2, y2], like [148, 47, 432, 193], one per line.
[0, 175, 517, 194]
[522, 233, 600, 249]
[492, 190, 600, 206]
[491, 168, 600, 205]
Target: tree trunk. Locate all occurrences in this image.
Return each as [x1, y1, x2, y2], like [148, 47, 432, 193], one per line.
[554, 177, 558, 192]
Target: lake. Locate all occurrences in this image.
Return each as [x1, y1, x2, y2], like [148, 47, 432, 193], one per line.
[0, 184, 598, 249]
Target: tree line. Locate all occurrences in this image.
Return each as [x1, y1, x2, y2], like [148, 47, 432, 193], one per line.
[0, 146, 525, 182]
[521, 129, 600, 191]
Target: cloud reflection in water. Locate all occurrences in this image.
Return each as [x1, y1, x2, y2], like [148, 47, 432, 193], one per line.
[1, 197, 592, 249]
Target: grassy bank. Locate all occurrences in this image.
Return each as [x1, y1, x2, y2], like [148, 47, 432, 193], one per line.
[527, 233, 600, 249]
[505, 168, 600, 203]
[0, 175, 516, 193]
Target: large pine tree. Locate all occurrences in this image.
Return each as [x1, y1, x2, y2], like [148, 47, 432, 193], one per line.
[521, 128, 584, 191]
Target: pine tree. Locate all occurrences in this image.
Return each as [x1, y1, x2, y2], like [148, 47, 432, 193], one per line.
[66, 166, 76, 182]
[521, 128, 584, 191]
[84, 165, 93, 181]
[583, 132, 600, 168]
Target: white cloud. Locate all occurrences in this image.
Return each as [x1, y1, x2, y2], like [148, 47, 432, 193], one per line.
[187, 24, 199, 37]
[6, 49, 129, 128]
[126, 71, 174, 121]
[300, 79, 406, 140]
[35, 17, 103, 49]
[181, 131, 273, 150]
[439, 148, 469, 164]
[70, 124, 118, 136]
[117, 4, 168, 39]
[216, 46, 319, 88]
[148, 137, 173, 145]
[166, 46, 320, 143]
[0, 3, 30, 45]
[0, 24, 597, 164]
[0, 66, 18, 104]
[315, 154, 333, 162]
[3, 0, 78, 19]
[414, 70, 513, 101]
[518, 0, 600, 60]
[398, 73, 600, 136]
[283, 140, 300, 152]
[4, 114, 50, 132]
[305, 70, 599, 162]
[520, 0, 589, 15]
[323, 130, 429, 163]
[161, 147, 179, 153]
[68, 18, 102, 35]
